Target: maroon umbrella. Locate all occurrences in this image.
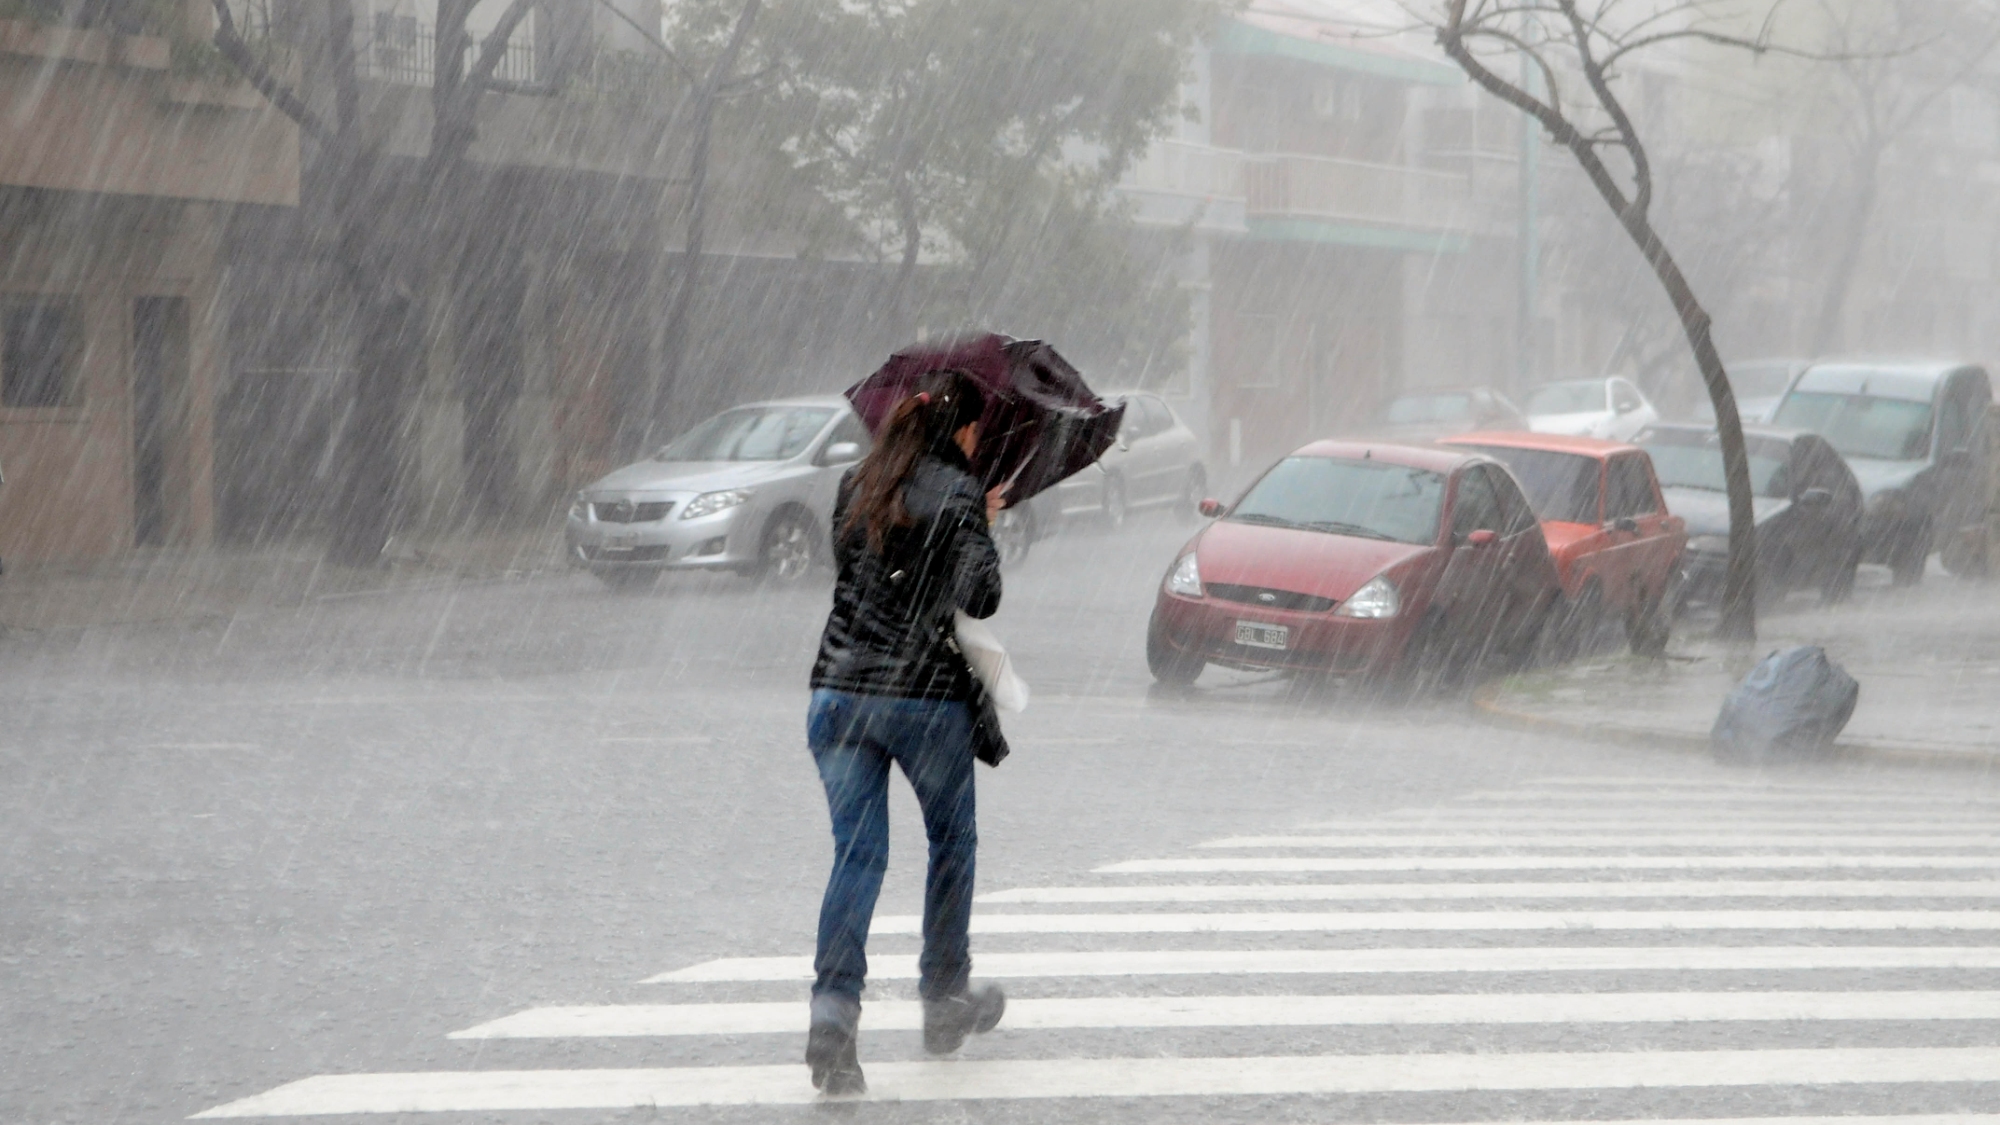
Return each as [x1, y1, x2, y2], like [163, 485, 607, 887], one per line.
[844, 333, 1125, 504]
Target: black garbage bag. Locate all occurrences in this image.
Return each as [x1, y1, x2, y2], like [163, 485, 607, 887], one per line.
[1711, 646, 1859, 762]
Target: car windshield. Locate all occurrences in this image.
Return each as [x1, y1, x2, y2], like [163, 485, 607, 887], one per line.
[1229, 457, 1444, 545]
[1457, 446, 1599, 524]
[1383, 393, 1471, 424]
[1524, 380, 1608, 416]
[1771, 391, 1933, 461]
[656, 406, 835, 462]
[1641, 432, 1791, 498]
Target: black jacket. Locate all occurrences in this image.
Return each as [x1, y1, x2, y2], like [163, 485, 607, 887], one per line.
[811, 447, 1002, 701]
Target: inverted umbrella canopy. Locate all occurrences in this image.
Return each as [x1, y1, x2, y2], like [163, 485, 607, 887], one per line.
[844, 333, 1125, 504]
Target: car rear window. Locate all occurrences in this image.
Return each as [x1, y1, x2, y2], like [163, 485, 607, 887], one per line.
[656, 406, 835, 462]
[1640, 431, 1791, 498]
[1229, 457, 1445, 546]
[1456, 446, 1599, 524]
[1771, 392, 1934, 461]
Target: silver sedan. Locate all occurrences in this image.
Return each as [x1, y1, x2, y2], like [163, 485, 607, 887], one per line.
[565, 396, 868, 588]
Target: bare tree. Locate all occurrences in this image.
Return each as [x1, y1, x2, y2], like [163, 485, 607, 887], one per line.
[1805, 0, 2000, 355]
[1428, 0, 1818, 641]
[214, 0, 532, 563]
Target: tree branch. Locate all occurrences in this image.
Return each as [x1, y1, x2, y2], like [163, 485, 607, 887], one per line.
[1559, 0, 1649, 216]
[465, 0, 538, 93]
[211, 0, 329, 141]
[593, 0, 698, 83]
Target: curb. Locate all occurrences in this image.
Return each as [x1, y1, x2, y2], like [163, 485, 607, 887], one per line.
[1472, 685, 2000, 773]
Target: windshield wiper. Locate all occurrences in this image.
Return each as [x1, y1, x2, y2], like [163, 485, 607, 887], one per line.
[1303, 520, 1393, 540]
[1231, 512, 1302, 530]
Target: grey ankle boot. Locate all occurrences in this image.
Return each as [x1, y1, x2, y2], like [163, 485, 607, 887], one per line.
[922, 983, 1005, 1055]
[806, 993, 864, 1095]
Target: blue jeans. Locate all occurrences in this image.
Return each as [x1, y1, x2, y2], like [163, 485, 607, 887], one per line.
[808, 688, 977, 1004]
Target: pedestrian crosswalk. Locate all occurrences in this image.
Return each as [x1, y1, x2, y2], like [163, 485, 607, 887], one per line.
[195, 774, 2000, 1120]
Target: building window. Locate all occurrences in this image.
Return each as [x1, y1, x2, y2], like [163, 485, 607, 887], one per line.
[2, 298, 78, 410]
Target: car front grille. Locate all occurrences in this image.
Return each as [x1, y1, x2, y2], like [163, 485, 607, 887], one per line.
[1205, 583, 1338, 613]
[593, 500, 674, 523]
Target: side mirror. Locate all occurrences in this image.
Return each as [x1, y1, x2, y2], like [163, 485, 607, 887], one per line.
[1610, 516, 1640, 534]
[1467, 529, 1499, 547]
[1797, 486, 1833, 507]
[821, 441, 863, 465]
[1198, 498, 1226, 518]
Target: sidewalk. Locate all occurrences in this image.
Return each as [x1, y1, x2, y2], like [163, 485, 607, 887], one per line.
[1479, 572, 2000, 766]
[0, 528, 568, 633]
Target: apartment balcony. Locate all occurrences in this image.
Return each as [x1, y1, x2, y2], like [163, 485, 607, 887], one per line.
[0, 19, 298, 205]
[1118, 140, 1249, 234]
[1243, 153, 1480, 252]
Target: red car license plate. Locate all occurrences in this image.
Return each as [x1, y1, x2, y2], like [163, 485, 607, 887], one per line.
[1235, 621, 1289, 650]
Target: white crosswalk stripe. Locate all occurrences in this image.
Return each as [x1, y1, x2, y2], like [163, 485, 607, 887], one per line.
[196, 775, 2000, 1119]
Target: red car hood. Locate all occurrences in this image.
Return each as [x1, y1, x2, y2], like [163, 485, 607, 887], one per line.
[1197, 521, 1433, 602]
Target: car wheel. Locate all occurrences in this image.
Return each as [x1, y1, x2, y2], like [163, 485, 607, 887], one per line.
[992, 505, 1034, 568]
[1941, 524, 1989, 578]
[1175, 466, 1207, 525]
[1399, 612, 1470, 696]
[1549, 581, 1604, 662]
[1145, 611, 1203, 687]
[1889, 522, 1929, 587]
[1102, 475, 1129, 530]
[755, 511, 818, 585]
[1821, 545, 1861, 604]
[1626, 589, 1671, 657]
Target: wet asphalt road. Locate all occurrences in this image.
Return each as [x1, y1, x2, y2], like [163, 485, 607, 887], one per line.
[4, 515, 1998, 1124]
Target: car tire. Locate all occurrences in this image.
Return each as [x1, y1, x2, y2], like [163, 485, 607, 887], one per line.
[1626, 589, 1671, 657]
[992, 505, 1034, 568]
[753, 511, 818, 585]
[1175, 466, 1207, 525]
[1821, 545, 1861, 604]
[1145, 611, 1203, 687]
[1398, 612, 1469, 696]
[1889, 522, 1929, 587]
[1550, 581, 1604, 662]
[1941, 525, 1989, 578]
[1102, 475, 1129, 530]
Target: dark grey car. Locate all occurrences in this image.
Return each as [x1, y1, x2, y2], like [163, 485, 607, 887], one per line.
[1640, 423, 1865, 607]
[1770, 361, 1993, 584]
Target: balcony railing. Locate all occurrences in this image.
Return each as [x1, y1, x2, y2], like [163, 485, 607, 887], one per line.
[359, 14, 538, 87]
[1244, 153, 1473, 233]
[1121, 139, 1246, 201]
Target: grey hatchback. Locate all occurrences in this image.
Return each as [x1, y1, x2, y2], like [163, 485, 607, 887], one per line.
[565, 396, 869, 588]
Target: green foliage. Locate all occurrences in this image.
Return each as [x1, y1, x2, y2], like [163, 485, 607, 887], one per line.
[704, 0, 1228, 377]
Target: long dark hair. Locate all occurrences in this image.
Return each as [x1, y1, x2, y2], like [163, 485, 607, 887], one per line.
[843, 369, 985, 553]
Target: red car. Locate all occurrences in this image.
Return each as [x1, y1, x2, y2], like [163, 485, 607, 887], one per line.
[1439, 432, 1686, 654]
[1147, 441, 1563, 688]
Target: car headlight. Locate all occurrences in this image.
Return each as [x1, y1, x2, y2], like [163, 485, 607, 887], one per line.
[1335, 575, 1399, 618]
[569, 494, 590, 521]
[680, 490, 750, 520]
[1688, 535, 1729, 556]
[1165, 553, 1203, 597]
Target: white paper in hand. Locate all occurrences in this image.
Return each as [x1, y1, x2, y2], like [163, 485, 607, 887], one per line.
[953, 610, 1029, 712]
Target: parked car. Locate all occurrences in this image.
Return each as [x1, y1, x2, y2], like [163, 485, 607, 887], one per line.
[1768, 361, 1993, 584]
[1146, 441, 1562, 689]
[1439, 432, 1686, 655]
[1049, 390, 1206, 527]
[565, 396, 869, 588]
[1687, 357, 1808, 424]
[1637, 423, 1865, 607]
[1524, 376, 1659, 441]
[1365, 386, 1527, 440]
